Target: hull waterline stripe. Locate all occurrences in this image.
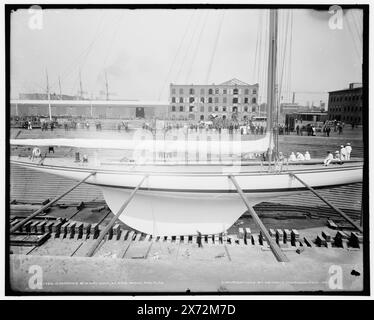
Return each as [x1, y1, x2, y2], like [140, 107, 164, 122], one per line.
[11, 159, 363, 176]
[88, 181, 361, 194]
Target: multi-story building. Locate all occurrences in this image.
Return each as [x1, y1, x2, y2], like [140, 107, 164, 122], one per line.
[327, 83, 363, 124]
[169, 78, 259, 121]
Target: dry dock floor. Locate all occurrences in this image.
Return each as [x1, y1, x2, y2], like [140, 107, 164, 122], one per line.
[9, 226, 363, 293]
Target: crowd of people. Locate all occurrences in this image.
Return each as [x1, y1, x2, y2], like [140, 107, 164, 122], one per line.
[323, 143, 353, 166]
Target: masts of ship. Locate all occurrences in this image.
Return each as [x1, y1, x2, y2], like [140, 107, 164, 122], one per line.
[46, 68, 52, 121]
[266, 9, 278, 161]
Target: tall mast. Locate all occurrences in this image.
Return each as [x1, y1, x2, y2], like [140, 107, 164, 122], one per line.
[266, 9, 278, 158]
[46, 69, 52, 121]
[79, 69, 84, 99]
[58, 75, 62, 100]
[105, 71, 109, 101]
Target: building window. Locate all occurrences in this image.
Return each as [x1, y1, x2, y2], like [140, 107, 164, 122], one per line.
[215, 88, 219, 94]
[189, 106, 194, 112]
[179, 97, 184, 103]
[252, 97, 257, 104]
[179, 106, 184, 112]
[223, 89, 227, 94]
[252, 106, 256, 112]
[244, 106, 248, 112]
[200, 88, 205, 95]
[172, 88, 176, 94]
[214, 97, 219, 103]
[179, 88, 184, 94]
[244, 97, 249, 103]
[208, 88, 213, 95]
[244, 89, 249, 95]
[215, 106, 219, 112]
[233, 88, 239, 95]
[171, 97, 176, 103]
[171, 105, 176, 112]
[208, 106, 212, 112]
[208, 97, 213, 103]
[223, 97, 227, 103]
[253, 89, 257, 94]
[222, 106, 226, 112]
[189, 97, 195, 103]
[190, 88, 194, 95]
[233, 98, 238, 104]
[200, 97, 205, 103]
[200, 106, 204, 112]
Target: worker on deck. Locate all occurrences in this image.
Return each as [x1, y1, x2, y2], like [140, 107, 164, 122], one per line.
[289, 152, 296, 162]
[296, 152, 305, 161]
[31, 147, 41, 161]
[340, 145, 347, 160]
[345, 143, 352, 160]
[304, 151, 311, 160]
[323, 151, 334, 166]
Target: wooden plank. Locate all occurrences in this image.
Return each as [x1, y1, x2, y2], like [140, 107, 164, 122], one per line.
[289, 173, 362, 233]
[85, 175, 147, 257]
[228, 175, 289, 262]
[10, 172, 96, 233]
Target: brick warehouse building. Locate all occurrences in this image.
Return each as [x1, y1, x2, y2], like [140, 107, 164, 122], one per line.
[327, 83, 363, 125]
[169, 78, 259, 121]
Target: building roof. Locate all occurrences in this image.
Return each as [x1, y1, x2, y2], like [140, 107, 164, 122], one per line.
[10, 99, 169, 107]
[328, 86, 363, 94]
[219, 78, 251, 86]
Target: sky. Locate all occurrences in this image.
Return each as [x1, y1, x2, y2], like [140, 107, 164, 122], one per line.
[10, 7, 363, 106]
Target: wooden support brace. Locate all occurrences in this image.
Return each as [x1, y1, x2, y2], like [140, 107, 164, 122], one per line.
[10, 172, 96, 233]
[85, 175, 147, 257]
[288, 172, 362, 233]
[228, 175, 289, 262]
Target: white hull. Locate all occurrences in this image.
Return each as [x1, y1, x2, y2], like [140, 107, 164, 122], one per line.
[11, 157, 363, 235]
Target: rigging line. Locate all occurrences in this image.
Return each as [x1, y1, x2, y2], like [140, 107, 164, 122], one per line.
[260, 10, 269, 104]
[286, 10, 293, 102]
[345, 15, 362, 62]
[278, 10, 290, 104]
[347, 12, 361, 51]
[255, 11, 264, 84]
[185, 11, 209, 84]
[205, 11, 225, 84]
[260, 10, 269, 105]
[175, 13, 202, 84]
[49, 12, 107, 91]
[350, 11, 363, 55]
[351, 10, 362, 39]
[253, 12, 262, 84]
[102, 11, 126, 70]
[157, 12, 195, 100]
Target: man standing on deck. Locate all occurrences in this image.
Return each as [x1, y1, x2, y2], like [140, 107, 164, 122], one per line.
[323, 151, 334, 166]
[345, 143, 352, 160]
[340, 145, 347, 160]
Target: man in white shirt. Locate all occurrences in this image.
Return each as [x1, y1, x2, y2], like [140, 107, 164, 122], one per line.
[345, 143, 352, 160]
[289, 152, 296, 161]
[340, 145, 347, 160]
[304, 151, 311, 160]
[324, 151, 334, 166]
[296, 152, 305, 161]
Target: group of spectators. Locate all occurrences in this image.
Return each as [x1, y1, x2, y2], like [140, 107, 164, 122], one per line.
[323, 143, 353, 166]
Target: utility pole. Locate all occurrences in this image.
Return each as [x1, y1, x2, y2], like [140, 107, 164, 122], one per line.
[105, 71, 109, 101]
[58, 76, 62, 100]
[46, 69, 52, 121]
[292, 92, 295, 104]
[79, 69, 84, 99]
